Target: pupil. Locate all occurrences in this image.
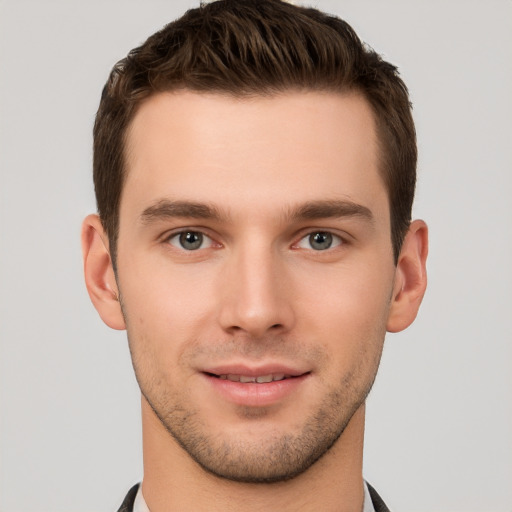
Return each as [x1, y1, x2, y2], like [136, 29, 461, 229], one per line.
[310, 232, 332, 250]
[180, 231, 202, 250]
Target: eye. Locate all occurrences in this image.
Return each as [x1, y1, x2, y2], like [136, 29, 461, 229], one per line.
[167, 231, 214, 251]
[296, 231, 343, 251]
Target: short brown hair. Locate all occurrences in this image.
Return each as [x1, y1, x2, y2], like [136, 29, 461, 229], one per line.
[93, 0, 416, 264]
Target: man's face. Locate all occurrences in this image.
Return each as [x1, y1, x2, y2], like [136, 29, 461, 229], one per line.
[116, 90, 397, 482]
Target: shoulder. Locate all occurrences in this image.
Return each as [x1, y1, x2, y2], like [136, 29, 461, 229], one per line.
[367, 482, 391, 512]
[116, 483, 140, 512]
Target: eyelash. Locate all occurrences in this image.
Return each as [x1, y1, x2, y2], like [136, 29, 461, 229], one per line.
[293, 231, 344, 251]
[166, 230, 218, 251]
[164, 229, 346, 252]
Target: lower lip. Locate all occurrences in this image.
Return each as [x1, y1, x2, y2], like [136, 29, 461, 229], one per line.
[203, 373, 310, 407]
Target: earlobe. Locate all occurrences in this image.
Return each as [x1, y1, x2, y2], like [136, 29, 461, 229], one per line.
[81, 214, 126, 330]
[386, 220, 428, 333]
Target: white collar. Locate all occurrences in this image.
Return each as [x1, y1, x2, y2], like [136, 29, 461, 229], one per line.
[133, 484, 150, 512]
[363, 480, 377, 512]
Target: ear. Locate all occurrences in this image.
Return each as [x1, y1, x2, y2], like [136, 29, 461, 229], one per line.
[81, 214, 126, 330]
[387, 219, 428, 333]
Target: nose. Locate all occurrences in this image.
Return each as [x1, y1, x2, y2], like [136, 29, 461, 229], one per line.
[217, 242, 295, 338]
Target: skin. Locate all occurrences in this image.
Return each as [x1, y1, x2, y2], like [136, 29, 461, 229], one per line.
[82, 90, 428, 511]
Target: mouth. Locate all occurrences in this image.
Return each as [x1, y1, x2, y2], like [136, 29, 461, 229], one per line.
[201, 368, 310, 407]
[205, 372, 303, 383]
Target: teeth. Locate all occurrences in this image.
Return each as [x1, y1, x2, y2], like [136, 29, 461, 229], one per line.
[256, 374, 273, 383]
[218, 373, 289, 383]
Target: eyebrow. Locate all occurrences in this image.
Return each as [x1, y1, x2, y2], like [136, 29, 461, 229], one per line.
[139, 198, 374, 224]
[140, 200, 224, 223]
[289, 199, 374, 223]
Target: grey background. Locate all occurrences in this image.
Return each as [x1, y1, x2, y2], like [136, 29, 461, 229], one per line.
[1, 1, 511, 510]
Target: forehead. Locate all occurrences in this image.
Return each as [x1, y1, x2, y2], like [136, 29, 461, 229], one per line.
[122, 90, 386, 221]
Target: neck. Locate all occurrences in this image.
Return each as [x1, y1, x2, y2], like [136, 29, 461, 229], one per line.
[140, 397, 366, 512]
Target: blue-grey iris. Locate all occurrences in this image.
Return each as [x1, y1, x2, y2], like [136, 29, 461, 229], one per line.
[309, 232, 333, 250]
[180, 231, 203, 250]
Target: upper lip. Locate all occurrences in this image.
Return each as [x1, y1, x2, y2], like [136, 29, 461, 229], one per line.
[202, 364, 309, 378]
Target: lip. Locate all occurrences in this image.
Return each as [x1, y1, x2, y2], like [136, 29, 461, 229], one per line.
[203, 364, 307, 378]
[201, 364, 310, 407]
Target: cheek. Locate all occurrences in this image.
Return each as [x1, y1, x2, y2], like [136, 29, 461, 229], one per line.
[295, 262, 393, 363]
[117, 259, 220, 365]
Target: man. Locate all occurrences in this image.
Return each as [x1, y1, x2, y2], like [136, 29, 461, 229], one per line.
[81, 0, 428, 510]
